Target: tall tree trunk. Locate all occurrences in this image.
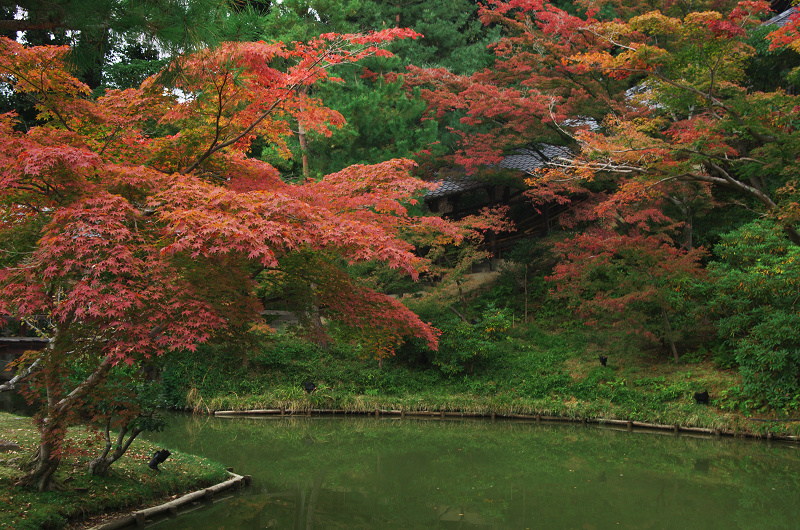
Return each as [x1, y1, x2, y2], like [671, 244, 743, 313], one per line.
[297, 86, 310, 179]
[667, 196, 693, 250]
[661, 308, 680, 363]
[298, 120, 310, 180]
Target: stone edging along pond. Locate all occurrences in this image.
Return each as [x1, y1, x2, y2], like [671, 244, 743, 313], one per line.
[212, 407, 800, 444]
[85, 472, 252, 530]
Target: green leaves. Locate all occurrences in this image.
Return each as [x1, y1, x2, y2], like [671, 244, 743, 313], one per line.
[704, 220, 800, 409]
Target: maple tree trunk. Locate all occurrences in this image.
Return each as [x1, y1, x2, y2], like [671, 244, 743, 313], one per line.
[455, 279, 468, 320]
[307, 283, 329, 349]
[783, 225, 800, 247]
[18, 428, 63, 491]
[17, 339, 65, 491]
[24, 452, 61, 492]
[89, 419, 143, 476]
[448, 305, 468, 322]
[702, 165, 800, 246]
[19, 363, 65, 491]
[683, 212, 694, 251]
[668, 197, 694, 251]
[19, 351, 114, 490]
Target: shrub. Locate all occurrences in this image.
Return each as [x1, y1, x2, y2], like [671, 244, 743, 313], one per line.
[703, 220, 800, 410]
[429, 305, 514, 376]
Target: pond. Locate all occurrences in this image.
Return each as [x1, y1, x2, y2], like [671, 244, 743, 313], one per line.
[143, 414, 800, 529]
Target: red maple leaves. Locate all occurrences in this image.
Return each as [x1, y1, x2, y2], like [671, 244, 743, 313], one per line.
[0, 28, 455, 368]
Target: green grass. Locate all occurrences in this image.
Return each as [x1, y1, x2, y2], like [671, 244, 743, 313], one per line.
[0, 413, 229, 530]
[167, 324, 800, 439]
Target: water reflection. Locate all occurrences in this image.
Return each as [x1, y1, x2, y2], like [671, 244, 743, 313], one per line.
[143, 415, 800, 529]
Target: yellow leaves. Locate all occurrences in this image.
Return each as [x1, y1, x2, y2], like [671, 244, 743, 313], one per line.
[631, 116, 668, 135]
[684, 11, 723, 27]
[620, 44, 670, 69]
[629, 12, 681, 35]
[0, 37, 89, 98]
[587, 21, 635, 41]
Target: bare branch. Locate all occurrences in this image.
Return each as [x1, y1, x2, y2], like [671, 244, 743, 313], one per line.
[0, 355, 43, 393]
[579, 26, 638, 51]
[533, 157, 648, 177]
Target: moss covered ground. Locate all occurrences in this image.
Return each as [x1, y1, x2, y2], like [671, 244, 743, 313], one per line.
[0, 413, 229, 530]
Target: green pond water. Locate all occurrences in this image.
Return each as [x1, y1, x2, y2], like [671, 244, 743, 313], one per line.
[143, 414, 800, 529]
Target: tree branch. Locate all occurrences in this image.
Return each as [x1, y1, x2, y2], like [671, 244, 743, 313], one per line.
[0, 355, 43, 393]
[53, 355, 114, 416]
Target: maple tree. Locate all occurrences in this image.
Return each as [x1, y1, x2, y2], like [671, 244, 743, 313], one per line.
[403, 1, 800, 364]
[549, 1, 800, 241]
[536, 1, 800, 370]
[399, 0, 630, 174]
[0, 28, 489, 490]
[548, 229, 707, 361]
[402, 1, 800, 216]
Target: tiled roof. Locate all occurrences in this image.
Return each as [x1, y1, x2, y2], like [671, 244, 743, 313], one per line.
[425, 144, 574, 199]
[424, 176, 484, 199]
[763, 7, 797, 27]
[497, 145, 573, 172]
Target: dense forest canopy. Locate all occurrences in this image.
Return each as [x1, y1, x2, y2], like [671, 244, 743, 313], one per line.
[1, 0, 799, 491]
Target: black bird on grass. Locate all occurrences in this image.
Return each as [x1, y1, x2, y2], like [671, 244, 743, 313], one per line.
[599, 355, 608, 367]
[148, 449, 171, 472]
[694, 390, 709, 405]
[303, 381, 316, 394]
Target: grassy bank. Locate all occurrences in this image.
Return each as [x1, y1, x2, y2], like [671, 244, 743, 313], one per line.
[0, 413, 229, 530]
[164, 324, 800, 439]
